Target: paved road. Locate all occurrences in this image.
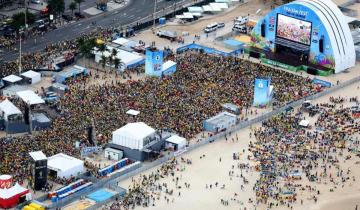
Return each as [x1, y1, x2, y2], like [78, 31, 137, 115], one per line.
[1, 0, 185, 62]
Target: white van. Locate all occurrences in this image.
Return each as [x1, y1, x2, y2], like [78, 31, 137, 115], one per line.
[234, 16, 249, 25]
[232, 24, 247, 33]
[204, 22, 218, 33]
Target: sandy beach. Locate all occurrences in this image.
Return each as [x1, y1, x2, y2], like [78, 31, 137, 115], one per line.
[114, 80, 360, 210]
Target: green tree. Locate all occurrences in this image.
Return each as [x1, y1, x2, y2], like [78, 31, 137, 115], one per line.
[113, 57, 124, 72]
[74, 0, 85, 14]
[11, 11, 35, 30]
[108, 55, 113, 71]
[48, 0, 65, 18]
[100, 55, 107, 69]
[96, 43, 107, 55]
[69, 2, 77, 16]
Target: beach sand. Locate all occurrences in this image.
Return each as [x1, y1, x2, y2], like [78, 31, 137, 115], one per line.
[117, 80, 360, 210]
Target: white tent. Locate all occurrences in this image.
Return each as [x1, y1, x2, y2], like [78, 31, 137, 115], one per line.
[0, 99, 22, 120]
[209, 4, 222, 11]
[190, 12, 203, 17]
[3, 75, 22, 84]
[47, 153, 84, 178]
[0, 183, 29, 200]
[21, 70, 41, 84]
[29, 151, 47, 161]
[112, 37, 130, 46]
[299, 120, 310, 127]
[202, 5, 213, 12]
[183, 13, 194, 19]
[166, 135, 186, 150]
[161, 60, 176, 71]
[126, 109, 140, 116]
[210, 2, 228, 9]
[16, 90, 45, 105]
[112, 122, 156, 150]
[93, 45, 144, 70]
[188, 6, 203, 13]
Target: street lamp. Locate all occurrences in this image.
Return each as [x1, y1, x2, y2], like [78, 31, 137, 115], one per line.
[153, 0, 157, 28]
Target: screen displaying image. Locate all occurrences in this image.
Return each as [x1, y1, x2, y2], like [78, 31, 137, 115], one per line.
[276, 14, 312, 45]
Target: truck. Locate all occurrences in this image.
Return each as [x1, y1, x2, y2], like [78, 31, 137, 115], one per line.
[156, 30, 177, 41]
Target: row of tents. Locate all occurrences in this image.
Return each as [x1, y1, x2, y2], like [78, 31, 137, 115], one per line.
[176, 0, 241, 20]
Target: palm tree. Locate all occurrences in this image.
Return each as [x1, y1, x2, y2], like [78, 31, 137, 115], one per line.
[100, 55, 107, 70]
[96, 43, 107, 56]
[69, 2, 77, 16]
[111, 48, 118, 58]
[74, 0, 84, 14]
[113, 57, 124, 72]
[108, 55, 113, 72]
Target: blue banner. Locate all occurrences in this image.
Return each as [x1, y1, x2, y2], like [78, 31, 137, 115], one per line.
[312, 78, 332, 87]
[145, 50, 164, 76]
[253, 78, 272, 106]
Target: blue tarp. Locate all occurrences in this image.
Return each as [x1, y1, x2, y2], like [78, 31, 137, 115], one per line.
[312, 78, 332, 87]
[223, 39, 245, 49]
[87, 189, 115, 202]
[176, 43, 243, 56]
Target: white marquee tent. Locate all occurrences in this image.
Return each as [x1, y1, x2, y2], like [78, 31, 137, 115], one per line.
[16, 90, 45, 105]
[21, 70, 41, 84]
[0, 99, 22, 121]
[112, 122, 155, 150]
[2, 75, 22, 84]
[126, 109, 140, 116]
[165, 135, 186, 150]
[47, 153, 84, 178]
[93, 45, 144, 71]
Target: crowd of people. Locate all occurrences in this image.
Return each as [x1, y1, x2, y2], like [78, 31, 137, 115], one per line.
[250, 96, 360, 209]
[0, 26, 115, 78]
[0, 52, 320, 186]
[104, 158, 192, 209]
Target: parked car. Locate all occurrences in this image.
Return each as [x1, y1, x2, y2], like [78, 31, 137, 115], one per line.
[62, 14, 73, 22]
[232, 24, 247, 33]
[43, 91, 59, 104]
[75, 12, 85, 19]
[217, 22, 225, 28]
[204, 22, 218, 33]
[234, 16, 249, 25]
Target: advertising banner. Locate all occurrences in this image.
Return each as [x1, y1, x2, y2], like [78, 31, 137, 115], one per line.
[145, 50, 164, 76]
[253, 78, 271, 106]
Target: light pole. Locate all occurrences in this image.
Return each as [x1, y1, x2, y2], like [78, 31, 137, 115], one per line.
[19, 35, 22, 75]
[153, 0, 157, 28]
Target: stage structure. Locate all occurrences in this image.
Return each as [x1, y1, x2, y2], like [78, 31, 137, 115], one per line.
[250, 0, 355, 75]
[253, 78, 273, 107]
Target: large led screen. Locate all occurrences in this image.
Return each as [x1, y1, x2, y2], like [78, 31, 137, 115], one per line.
[276, 14, 312, 45]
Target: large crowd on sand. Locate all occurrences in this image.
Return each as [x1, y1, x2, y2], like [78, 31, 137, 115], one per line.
[249, 96, 360, 209]
[104, 158, 193, 210]
[101, 95, 360, 210]
[0, 51, 320, 187]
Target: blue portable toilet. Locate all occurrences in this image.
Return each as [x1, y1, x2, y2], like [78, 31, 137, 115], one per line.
[159, 17, 166, 25]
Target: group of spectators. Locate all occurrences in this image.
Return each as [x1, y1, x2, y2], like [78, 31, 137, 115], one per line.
[250, 96, 360, 209]
[0, 26, 115, 78]
[104, 158, 191, 209]
[0, 51, 320, 186]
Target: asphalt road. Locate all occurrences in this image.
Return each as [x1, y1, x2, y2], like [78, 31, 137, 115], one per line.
[1, 0, 184, 62]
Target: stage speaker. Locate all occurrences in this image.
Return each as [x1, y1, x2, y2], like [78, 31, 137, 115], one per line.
[307, 67, 317, 75]
[87, 126, 94, 145]
[249, 51, 260, 59]
[261, 23, 266, 37]
[319, 38, 324, 53]
[24, 106, 29, 124]
[32, 159, 47, 191]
